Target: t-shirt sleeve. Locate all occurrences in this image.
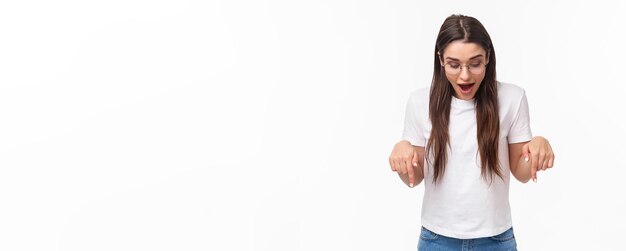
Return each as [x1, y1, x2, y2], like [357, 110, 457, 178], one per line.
[401, 94, 426, 147]
[508, 91, 533, 143]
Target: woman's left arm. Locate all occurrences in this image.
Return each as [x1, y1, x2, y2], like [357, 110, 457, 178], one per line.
[509, 136, 555, 183]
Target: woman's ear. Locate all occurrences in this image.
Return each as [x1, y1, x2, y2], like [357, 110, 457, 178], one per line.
[437, 52, 444, 65]
[485, 49, 490, 65]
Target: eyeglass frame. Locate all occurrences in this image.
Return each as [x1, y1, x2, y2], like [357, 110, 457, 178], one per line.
[441, 61, 488, 75]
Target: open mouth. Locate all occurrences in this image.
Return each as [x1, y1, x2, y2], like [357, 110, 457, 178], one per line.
[458, 83, 475, 94]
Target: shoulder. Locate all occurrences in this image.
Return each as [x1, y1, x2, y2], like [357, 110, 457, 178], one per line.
[408, 87, 430, 105]
[497, 81, 526, 99]
[497, 81, 527, 106]
[405, 87, 430, 119]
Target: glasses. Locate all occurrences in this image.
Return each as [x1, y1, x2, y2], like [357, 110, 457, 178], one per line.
[442, 61, 487, 75]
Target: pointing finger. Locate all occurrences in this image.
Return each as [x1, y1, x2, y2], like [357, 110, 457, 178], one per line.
[530, 156, 537, 183]
[531, 150, 540, 181]
[406, 157, 415, 188]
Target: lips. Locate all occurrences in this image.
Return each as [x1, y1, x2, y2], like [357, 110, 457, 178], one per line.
[458, 83, 475, 94]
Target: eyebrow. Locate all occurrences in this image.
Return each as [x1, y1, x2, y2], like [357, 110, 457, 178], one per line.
[445, 54, 484, 61]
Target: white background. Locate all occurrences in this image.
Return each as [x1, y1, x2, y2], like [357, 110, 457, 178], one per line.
[1, 0, 625, 250]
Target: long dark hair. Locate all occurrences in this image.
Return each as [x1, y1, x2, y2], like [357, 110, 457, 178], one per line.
[426, 14, 501, 184]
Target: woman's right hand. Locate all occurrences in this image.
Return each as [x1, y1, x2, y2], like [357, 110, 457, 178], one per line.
[389, 140, 420, 187]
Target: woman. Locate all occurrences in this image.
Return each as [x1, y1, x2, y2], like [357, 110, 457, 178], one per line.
[389, 14, 555, 250]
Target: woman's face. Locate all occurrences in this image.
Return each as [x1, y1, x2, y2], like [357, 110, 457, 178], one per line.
[439, 40, 489, 100]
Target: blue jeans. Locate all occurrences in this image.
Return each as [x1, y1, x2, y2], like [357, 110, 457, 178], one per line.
[417, 226, 517, 251]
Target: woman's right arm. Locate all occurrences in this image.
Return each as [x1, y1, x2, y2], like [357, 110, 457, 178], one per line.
[389, 140, 425, 188]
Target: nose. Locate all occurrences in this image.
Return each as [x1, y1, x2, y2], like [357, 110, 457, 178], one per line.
[459, 66, 471, 81]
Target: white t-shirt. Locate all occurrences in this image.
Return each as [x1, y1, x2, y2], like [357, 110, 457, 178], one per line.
[402, 81, 533, 239]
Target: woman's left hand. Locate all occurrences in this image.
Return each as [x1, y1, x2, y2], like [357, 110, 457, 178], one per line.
[522, 136, 555, 182]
